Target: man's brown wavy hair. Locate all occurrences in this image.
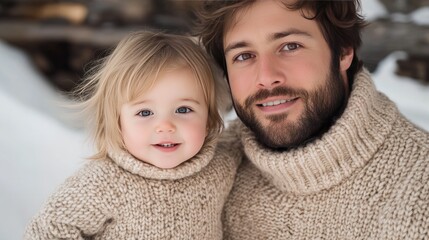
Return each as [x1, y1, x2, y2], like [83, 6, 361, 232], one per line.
[195, 0, 367, 86]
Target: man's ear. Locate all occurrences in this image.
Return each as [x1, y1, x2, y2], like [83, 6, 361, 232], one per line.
[340, 47, 354, 71]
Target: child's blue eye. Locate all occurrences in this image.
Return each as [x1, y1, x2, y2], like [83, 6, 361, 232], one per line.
[176, 107, 192, 114]
[137, 110, 153, 117]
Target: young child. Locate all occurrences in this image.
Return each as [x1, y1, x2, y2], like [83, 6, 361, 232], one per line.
[24, 31, 240, 239]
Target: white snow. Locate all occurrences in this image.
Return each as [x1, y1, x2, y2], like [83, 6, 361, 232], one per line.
[0, 41, 90, 240]
[360, 0, 388, 21]
[373, 51, 429, 131]
[410, 6, 429, 26]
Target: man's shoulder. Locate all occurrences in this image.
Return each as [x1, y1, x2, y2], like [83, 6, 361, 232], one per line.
[383, 116, 429, 194]
[393, 115, 429, 150]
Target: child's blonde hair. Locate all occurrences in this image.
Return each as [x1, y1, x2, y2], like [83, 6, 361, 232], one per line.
[74, 30, 225, 160]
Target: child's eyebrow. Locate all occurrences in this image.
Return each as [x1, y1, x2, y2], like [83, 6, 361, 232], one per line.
[130, 99, 150, 106]
[180, 98, 202, 105]
[130, 98, 202, 106]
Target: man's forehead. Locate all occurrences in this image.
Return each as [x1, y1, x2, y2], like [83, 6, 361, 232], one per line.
[223, 0, 306, 34]
[223, 0, 312, 42]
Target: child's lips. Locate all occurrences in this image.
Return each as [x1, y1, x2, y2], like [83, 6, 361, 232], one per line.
[156, 143, 178, 148]
[152, 143, 181, 152]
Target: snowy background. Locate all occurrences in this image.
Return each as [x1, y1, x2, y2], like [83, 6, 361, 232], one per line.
[1, 1, 429, 239]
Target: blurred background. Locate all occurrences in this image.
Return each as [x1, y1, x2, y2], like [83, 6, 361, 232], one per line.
[1, 0, 429, 94]
[0, 0, 200, 94]
[0, 0, 428, 239]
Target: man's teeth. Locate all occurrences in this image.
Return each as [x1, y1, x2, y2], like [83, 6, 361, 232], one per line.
[261, 99, 288, 107]
[160, 143, 176, 147]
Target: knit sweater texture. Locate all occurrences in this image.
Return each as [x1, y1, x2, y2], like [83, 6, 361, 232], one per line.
[222, 69, 429, 239]
[24, 137, 240, 239]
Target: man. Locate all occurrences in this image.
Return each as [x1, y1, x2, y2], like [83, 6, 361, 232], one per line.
[196, 0, 429, 239]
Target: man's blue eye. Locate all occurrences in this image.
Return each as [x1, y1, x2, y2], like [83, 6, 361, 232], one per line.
[138, 110, 153, 117]
[176, 107, 191, 114]
[235, 53, 253, 62]
[282, 43, 300, 51]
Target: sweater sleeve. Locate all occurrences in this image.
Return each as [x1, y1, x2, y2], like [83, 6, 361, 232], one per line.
[218, 119, 244, 167]
[24, 161, 115, 239]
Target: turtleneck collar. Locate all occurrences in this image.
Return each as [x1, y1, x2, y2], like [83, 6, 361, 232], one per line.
[108, 140, 216, 180]
[238, 69, 399, 195]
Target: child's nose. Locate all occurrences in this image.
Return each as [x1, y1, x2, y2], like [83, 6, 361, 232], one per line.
[155, 120, 176, 133]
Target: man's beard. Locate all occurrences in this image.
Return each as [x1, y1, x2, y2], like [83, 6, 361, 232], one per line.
[233, 63, 346, 150]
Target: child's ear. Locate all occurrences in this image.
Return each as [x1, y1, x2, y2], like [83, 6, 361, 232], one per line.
[340, 47, 354, 71]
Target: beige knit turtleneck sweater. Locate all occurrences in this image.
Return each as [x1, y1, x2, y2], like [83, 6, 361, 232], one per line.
[222, 69, 429, 239]
[24, 138, 240, 239]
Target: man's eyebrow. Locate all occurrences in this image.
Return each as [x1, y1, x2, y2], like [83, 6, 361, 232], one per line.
[224, 41, 248, 56]
[270, 29, 312, 41]
[224, 29, 312, 56]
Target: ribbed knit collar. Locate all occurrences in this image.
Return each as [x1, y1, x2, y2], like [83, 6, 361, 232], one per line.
[238, 69, 399, 195]
[108, 140, 216, 180]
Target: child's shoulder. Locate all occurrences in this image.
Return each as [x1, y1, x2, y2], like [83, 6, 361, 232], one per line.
[74, 158, 122, 180]
[37, 158, 128, 213]
[53, 158, 126, 195]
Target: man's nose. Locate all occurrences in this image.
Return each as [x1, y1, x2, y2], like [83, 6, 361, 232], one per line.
[256, 54, 284, 89]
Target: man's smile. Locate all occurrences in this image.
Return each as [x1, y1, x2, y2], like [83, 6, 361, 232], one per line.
[256, 97, 299, 107]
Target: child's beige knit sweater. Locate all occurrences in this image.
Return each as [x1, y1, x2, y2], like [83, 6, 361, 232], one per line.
[222, 69, 429, 239]
[24, 138, 240, 239]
